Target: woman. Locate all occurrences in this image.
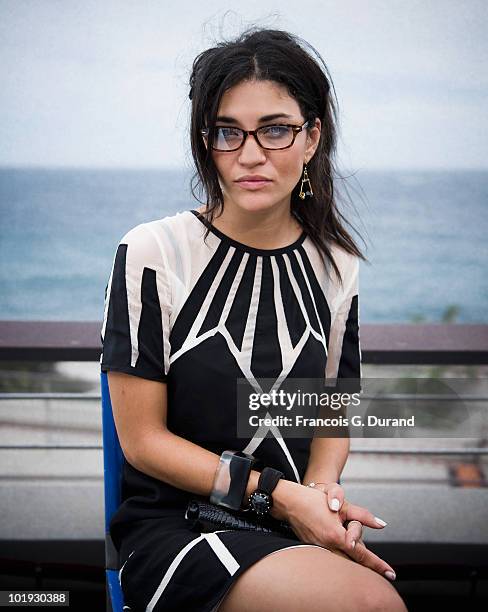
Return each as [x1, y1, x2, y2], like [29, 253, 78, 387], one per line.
[100, 27, 408, 612]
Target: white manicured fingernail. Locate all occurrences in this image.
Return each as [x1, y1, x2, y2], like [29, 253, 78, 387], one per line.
[351, 540, 356, 549]
[384, 570, 396, 581]
[374, 516, 387, 527]
[330, 498, 340, 511]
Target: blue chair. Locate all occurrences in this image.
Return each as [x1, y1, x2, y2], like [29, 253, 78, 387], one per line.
[101, 370, 126, 612]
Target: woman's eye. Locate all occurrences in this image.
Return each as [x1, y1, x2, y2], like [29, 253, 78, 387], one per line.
[217, 127, 241, 137]
[262, 125, 289, 137]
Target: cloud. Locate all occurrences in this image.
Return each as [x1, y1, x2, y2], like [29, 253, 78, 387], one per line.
[0, 0, 486, 168]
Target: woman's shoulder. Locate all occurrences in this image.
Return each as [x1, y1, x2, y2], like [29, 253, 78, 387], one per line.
[119, 209, 193, 243]
[328, 241, 360, 278]
[326, 241, 360, 305]
[303, 237, 359, 311]
[305, 235, 359, 285]
[116, 210, 198, 261]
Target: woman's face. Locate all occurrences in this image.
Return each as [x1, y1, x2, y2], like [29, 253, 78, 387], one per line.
[205, 79, 321, 215]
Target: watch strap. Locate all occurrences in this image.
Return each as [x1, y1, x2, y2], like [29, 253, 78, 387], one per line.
[257, 467, 284, 496]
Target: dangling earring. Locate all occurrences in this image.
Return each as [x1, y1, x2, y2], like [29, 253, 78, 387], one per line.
[299, 163, 313, 200]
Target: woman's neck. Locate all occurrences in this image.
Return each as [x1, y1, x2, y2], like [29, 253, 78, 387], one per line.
[195, 205, 303, 250]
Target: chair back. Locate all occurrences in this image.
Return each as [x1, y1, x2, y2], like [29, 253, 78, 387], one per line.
[100, 370, 126, 612]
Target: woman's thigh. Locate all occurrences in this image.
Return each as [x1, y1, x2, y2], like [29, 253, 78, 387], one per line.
[218, 546, 408, 612]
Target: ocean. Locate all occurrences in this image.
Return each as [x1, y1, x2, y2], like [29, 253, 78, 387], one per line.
[0, 167, 486, 323]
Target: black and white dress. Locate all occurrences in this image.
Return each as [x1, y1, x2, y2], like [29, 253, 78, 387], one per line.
[100, 208, 361, 612]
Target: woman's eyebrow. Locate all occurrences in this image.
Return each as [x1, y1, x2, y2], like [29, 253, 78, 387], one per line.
[216, 113, 294, 124]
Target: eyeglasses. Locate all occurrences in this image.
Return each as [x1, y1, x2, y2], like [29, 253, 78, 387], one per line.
[201, 121, 309, 152]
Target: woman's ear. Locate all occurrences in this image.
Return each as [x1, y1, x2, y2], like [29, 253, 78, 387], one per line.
[305, 118, 321, 162]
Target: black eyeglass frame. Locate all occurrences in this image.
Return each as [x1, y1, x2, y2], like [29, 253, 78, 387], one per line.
[201, 120, 310, 152]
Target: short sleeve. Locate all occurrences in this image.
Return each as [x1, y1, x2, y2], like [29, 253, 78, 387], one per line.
[100, 223, 172, 383]
[325, 255, 362, 393]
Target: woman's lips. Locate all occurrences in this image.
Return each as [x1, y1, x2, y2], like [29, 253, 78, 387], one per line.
[236, 180, 272, 190]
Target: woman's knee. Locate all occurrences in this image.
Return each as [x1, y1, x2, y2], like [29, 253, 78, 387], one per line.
[218, 547, 334, 612]
[359, 576, 408, 612]
[218, 546, 407, 612]
[330, 554, 407, 612]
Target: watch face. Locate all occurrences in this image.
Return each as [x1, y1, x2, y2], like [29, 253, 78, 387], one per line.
[249, 490, 272, 515]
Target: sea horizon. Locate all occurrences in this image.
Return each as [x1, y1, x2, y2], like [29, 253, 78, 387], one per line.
[0, 166, 486, 323]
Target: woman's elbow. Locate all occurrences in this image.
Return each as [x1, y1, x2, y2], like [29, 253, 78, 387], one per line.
[123, 427, 171, 473]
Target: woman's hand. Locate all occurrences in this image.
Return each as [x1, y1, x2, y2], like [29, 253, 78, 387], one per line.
[308, 482, 388, 533]
[286, 484, 396, 581]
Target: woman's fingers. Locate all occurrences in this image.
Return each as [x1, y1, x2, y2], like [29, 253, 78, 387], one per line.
[344, 537, 397, 581]
[306, 481, 345, 512]
[340, 499, 388, 529]
[322, 483, 344, 512]
[344, 519, 363, 551]
[335, 523, 396, 580]
[326, 485, 343, 512]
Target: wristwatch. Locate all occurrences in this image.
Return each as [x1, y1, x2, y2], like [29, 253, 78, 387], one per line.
[247, 467, 284, 516]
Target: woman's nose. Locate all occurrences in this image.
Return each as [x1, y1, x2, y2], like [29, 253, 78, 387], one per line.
[237, 134, 267, 163]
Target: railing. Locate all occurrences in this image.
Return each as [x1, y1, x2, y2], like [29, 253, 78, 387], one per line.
[0, 323, 487, 505]
[1, 320, 487, 602]
[0, 391, 487, 455]
[1, 321, 488, 363]
[1, 321, 487, 461]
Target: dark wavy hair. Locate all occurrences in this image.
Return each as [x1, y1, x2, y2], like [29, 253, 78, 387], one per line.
[188, 26, 367, 286]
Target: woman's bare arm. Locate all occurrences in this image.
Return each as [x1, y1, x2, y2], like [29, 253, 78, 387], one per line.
[107, 370, 291, 503]
[108, 371, 396, 577]
[302, 436, 350, 485]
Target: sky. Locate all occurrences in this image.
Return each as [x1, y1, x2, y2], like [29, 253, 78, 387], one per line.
[0, 0, 487, 170]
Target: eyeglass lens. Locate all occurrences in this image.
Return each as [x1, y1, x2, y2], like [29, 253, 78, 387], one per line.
[213, 125, 295, 150]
